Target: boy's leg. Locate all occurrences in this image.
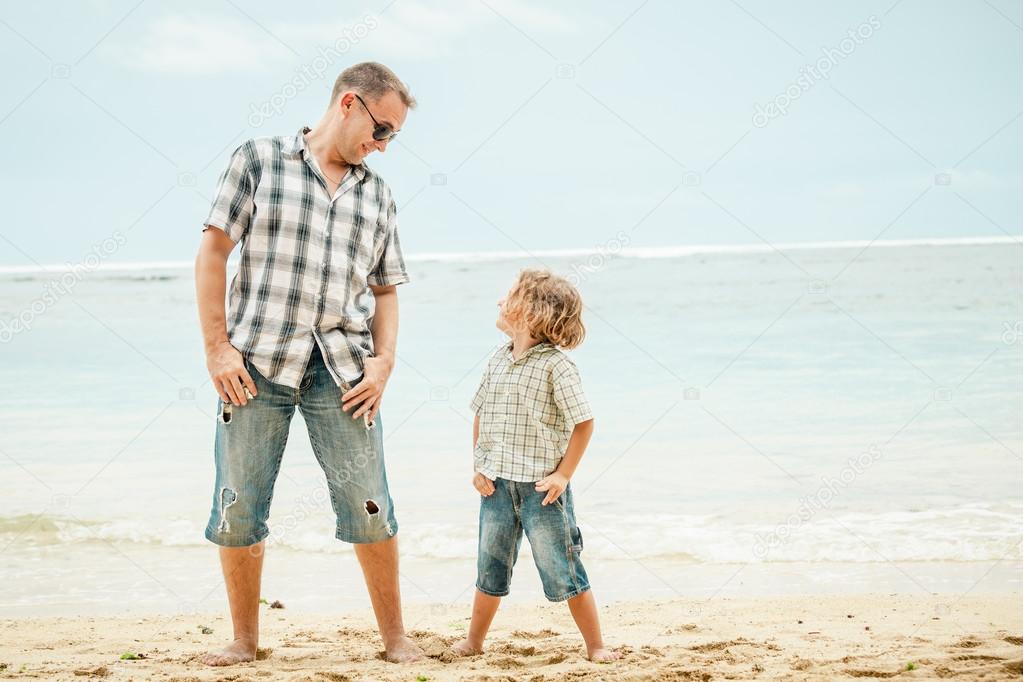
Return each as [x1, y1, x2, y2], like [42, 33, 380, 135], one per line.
[520, 482, 616, 660]
[203, 358, 295, 666]
[451, 589, 501, 654]
[567, 590, 619, 661]
[452, 479, 521, 655]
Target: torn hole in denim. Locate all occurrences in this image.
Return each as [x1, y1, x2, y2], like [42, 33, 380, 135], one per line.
[217, 487, 238, 532]
[220, 403, 233, 424]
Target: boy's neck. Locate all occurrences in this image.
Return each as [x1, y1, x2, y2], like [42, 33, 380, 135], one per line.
[510, 332, 543, 361]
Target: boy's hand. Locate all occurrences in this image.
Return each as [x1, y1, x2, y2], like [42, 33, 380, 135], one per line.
[473, 472, 495, 496]
[535, 472, 569, 505]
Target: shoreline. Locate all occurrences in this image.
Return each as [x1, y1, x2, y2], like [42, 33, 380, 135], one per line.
[1, 235, 1020, 275]
[2, 595, 1021, 680]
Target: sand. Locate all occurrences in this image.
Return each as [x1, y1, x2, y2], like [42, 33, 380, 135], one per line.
[2, 594, 1022, 680]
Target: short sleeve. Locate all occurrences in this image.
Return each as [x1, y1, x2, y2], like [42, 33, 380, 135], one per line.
[551, 360, 593, 425]
[203, 143, 254, 243]
[368, 197, 410, 286]
[470, 364, 490, 414]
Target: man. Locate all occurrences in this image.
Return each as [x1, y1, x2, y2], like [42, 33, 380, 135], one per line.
[194, 62, 423, 665]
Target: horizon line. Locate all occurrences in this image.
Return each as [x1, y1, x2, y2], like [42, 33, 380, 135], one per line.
[0, 235, 1019, 274]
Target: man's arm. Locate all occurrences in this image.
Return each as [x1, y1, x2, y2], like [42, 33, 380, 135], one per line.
[194, 227, 257, 406]
[342, 284, 398, 422]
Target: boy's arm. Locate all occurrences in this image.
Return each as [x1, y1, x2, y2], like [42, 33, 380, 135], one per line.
[472, 413, 496, 495]
[535, 418, 594, 505]
[554, 418, 594, 480]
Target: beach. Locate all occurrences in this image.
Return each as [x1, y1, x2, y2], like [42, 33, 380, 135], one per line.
[2, 241, 1021, 678]
[2, 595, 1022, 680]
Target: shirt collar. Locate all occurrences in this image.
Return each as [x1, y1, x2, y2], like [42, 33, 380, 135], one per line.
[504, 339, 554, 363]
[285, 126, 369, 182]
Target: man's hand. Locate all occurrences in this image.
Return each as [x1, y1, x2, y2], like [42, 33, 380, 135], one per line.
[342, 354, 393, 422]
[473, 472, 496, 496]
[535, 471, 569, 505]
[207, 341, 258, 406]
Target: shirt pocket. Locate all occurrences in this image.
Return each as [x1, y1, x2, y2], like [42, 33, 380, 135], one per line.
[329, 205, 380, 286]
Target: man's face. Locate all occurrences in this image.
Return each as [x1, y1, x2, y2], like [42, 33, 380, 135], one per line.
[337, 90, 408, 164]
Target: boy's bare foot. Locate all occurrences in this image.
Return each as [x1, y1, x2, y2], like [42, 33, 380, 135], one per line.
[588, 647, 620, 663]
[201, 639, 257, 666]
[448, 637, 484, 657]
[384, 635, 426, 663]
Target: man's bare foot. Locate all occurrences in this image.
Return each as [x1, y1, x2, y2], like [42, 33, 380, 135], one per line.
[383, 635, 425, 663]
[201, 639, 257, 666]
[448, 637, 484, 657]
[588, 647, 620, 663]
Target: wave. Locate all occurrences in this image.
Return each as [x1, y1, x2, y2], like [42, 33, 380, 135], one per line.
[1, 236, 1018, 277]
[5, 503, 1020, 564]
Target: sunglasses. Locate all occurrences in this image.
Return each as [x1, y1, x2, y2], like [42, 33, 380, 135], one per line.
[353, 93, 399, 142]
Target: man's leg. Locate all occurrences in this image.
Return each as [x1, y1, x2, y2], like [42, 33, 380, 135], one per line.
[353, 537, 423, 662]
[201, 542, 265, 665]
[300, 362, 422, 662]
[203, 360, 294, 666]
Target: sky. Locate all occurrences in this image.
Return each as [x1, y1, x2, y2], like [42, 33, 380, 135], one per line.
[0, 0, 1021, 267]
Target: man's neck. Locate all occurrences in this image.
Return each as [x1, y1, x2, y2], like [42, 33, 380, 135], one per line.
[304, 119, 350, 175]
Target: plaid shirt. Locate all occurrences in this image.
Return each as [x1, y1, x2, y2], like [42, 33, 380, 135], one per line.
[470, 340, 594, 482]
[203, 126, 410, 390]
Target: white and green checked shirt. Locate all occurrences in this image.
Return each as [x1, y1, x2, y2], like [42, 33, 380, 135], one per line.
[470, 340, 594, 482]
[203, 126, 410, 390]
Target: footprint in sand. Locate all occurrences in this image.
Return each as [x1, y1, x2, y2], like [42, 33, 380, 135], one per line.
[511, 628, 559, 640]
[843, 669, 899, 678]
[952, 654, 1005, 662]
[952, 637, 984, 648]
[492, 642, 538, 657]
[688, 637, 771, 653]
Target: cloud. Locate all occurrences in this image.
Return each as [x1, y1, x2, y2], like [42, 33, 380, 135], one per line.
[99, 13, 294, 75]
[101, 0, 580, 74]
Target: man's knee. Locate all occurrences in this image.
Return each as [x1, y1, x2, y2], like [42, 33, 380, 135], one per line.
[205, 486, 269, 547]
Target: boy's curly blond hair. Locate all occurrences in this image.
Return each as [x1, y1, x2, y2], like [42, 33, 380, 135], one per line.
[503, 269, 586, 350]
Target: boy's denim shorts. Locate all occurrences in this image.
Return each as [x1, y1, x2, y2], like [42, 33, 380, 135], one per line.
[204, 344, 398, 547]
[476, 477, 590, 602]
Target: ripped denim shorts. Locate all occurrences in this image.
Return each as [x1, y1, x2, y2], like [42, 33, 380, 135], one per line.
[204, 344, 397, 547]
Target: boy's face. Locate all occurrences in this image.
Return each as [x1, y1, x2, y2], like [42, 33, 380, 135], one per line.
[496, 295, 514, 336]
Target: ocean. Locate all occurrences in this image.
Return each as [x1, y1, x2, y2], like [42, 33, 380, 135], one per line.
[1, 238, 1021, 617]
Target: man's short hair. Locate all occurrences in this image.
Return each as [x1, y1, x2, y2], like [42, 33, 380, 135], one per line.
[330, 62, 417, 109]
